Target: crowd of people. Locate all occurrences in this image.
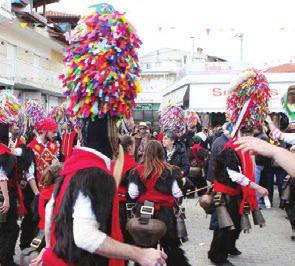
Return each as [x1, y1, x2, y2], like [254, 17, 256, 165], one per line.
[1, 102, 295, 266]
[1, 3, 295, 266]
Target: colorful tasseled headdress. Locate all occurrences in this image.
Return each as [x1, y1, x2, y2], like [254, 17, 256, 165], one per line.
[60, 3, 142, 121]
[160, 103, 185, 133]
[0, 90, 21, 126]
[226, 69, 270, 130]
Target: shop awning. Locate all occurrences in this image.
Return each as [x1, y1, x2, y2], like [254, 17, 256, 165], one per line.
[162, 84, 189, 107]
[189, 82, 292, 113]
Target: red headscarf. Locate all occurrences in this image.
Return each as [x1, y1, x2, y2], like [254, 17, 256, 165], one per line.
[36, 118, 58, 133]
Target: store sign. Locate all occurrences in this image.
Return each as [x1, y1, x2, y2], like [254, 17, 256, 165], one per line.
[189, 83, 291, 112]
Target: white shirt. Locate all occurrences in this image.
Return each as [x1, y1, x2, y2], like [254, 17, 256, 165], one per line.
[72, 192, 107, 253]
[44, 146, 111, 253]
[128, 180, 183, 199]
[226, 167, 251, 187]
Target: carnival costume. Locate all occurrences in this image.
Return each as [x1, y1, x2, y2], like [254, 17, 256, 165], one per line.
[128, 163, 191, 266]
[42, 3, 142, 266]
[208, 69, 270, 265]
[0, 90, 26, 266]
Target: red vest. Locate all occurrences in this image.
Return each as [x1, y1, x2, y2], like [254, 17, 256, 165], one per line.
[62, 130, 77, 160]
[28, 138, 58, 184]
[137, 165, 176, 211]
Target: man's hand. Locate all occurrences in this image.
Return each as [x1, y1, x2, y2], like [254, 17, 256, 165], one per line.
[29, 248, 45, 266]
[235, 137, 277, 158]
[0, 198, 10, 214]
[136, 248, 167, 266]
[257, 186, 268, 197]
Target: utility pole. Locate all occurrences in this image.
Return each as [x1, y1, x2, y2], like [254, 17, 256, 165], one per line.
[190, 36, 195, 63]
[235, 33, 244, 62]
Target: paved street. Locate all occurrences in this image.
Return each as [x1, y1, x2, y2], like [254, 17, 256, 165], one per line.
[14, 193, 295, 266]
[182, 194, 295, 266]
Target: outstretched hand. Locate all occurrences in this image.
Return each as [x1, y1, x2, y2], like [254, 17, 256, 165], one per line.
[234, 137, 275, 158]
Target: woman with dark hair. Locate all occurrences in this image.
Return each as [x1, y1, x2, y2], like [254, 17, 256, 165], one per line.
[162, 130, 193, 195]
[128, 140, 191, 266]
[162, 130, 190, 177]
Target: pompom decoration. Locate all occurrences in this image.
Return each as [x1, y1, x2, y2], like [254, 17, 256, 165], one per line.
[0, 90, 21, 125]
[226, 69, 271, 128]
[60, 3, 142, 121]
[185, 110, 201, 128]
[159, 103, 185, 133]
[24, 100, 47, 127]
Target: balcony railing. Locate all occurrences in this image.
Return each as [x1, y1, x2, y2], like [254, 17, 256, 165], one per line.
[0, 58, 62, 94]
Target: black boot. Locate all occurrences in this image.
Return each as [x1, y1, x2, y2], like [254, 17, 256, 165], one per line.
[228, 247, 242, 256]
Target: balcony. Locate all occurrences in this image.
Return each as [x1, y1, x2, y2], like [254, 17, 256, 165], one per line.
[0, 56, 62, 94]
[0, 0, 14, 23]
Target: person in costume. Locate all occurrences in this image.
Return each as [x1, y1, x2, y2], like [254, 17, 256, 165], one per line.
[128, 140, 191, 266]
[18, 117, 58, 252]
[61, 121, 78, 161]
[208, 69, 270, 266]
[27, 118, 59, 190]
[30, 3, 167, 266]
[38, 163, 62, 231]
[0, 91, 26, 266]
[118, 135, 137, 250]
[188, 135, 209, 197]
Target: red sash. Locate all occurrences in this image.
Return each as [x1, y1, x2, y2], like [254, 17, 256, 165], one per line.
[222, 139, 258, 214]
[214, 181, 241, 196]
[137, 165, 176, 210]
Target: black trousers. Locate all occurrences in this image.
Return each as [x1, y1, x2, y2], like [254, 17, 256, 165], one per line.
[0, 195, 19, 265]
[19, 186, 39, 250]
[208, 195, 241, 264]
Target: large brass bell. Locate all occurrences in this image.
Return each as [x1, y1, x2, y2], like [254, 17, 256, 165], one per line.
[216, 204, 235, 230]
[252, 208, 266, 227]
[241, 214, 252, 233]
[241, 203, 251, 233]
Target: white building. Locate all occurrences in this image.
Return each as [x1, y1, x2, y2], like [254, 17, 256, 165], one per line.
[0, 0, 71, 111]
[162, 62, 295, 126]
[135, 48, 190, 124]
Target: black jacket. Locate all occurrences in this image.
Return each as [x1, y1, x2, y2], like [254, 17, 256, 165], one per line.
[165, 142, 190, 176]
[207, 134, 229, 182]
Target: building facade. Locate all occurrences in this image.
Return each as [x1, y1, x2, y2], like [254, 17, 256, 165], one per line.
[0, 0, 78, 111]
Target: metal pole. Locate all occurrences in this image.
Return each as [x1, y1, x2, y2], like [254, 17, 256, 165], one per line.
[190, 36, 195, 63]
[239, 33, 244, 62]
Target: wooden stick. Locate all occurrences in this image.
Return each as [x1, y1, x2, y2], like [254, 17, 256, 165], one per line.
[185, 184, 214, 196]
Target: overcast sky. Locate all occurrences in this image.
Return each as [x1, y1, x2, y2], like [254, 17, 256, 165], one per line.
[50, 0, 295, 65]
